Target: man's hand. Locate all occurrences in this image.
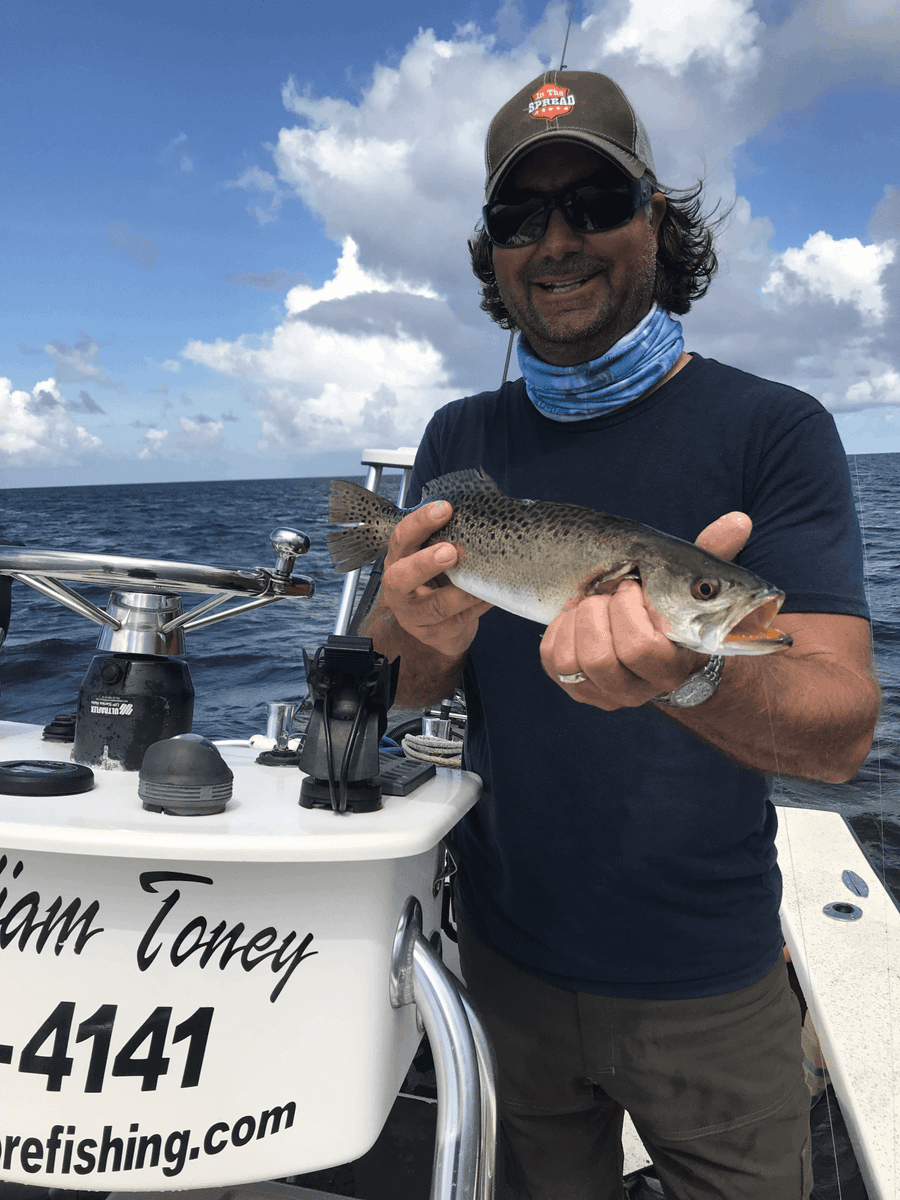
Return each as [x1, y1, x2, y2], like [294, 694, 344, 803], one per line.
[539, 512, 752, 710]
[379, 500, 493, 661]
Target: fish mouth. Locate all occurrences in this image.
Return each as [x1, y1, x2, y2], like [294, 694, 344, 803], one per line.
[721, 595, 792, 653]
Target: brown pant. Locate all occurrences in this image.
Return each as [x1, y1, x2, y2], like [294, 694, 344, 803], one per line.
[457, 921, 812, 1200]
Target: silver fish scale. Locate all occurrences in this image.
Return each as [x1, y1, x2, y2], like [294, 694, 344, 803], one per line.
[435, 493, 656, 611]
[422, 470, 651, 553]
[424, 494, 669, 629]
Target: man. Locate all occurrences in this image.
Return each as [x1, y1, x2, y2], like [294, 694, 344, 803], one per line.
[365, 71, 879, 1199]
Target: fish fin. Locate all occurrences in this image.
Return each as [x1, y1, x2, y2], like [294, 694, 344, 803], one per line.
[326, 480, 399, 573]
[420, 468, 501, 501]
[329, 479, 398, 525]
[326, 527, 388, 573]
[584, 563, 639, 595]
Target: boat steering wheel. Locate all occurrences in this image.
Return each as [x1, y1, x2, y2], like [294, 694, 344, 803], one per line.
[0, 529, 315, 642]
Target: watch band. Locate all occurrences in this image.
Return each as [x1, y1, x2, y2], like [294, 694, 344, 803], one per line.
[653, 655, 725, 708]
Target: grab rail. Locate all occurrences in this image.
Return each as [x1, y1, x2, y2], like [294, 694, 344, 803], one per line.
[391, 895, 497, 1200]
[333, 447, 417, 636]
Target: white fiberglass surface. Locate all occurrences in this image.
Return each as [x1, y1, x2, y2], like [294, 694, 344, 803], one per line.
[0, 722, 480, 862]
[778, 806, 900, 1200]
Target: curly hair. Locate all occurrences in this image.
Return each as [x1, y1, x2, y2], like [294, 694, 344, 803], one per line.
[469, 178, 723, 327]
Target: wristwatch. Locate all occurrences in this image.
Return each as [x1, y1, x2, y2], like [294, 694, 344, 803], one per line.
[653, 655, 725, 708]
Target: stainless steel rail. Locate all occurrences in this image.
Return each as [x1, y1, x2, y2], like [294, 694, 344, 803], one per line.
[0, 547, 311, 595]
[458, 983, 499, 1200]
[391, 896, 497, 1200]
[333, 447, 416, 636]
[8, 570, 124, 628]
[0, 531, 314, 649]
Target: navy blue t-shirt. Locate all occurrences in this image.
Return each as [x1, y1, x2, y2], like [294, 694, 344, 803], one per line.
[409, 354, 868, 999]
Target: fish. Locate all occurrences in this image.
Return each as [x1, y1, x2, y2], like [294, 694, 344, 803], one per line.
[326, 469, 792, 656]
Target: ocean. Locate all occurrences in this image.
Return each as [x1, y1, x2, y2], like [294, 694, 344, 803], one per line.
[1, 457, 899, 897]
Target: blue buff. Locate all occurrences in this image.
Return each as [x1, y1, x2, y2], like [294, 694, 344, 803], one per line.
[518, 303, 684, 421]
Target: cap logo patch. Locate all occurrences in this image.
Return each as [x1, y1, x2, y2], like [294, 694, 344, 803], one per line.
[528, 84, 575, 120]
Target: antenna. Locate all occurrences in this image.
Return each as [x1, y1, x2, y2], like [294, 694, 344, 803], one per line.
[499, 0, 578, 388]
[500, 330, 515, 386]
[559, 0, 577, 71]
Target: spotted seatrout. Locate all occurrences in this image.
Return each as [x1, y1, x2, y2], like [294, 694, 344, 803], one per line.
[327, 469, 792, 656]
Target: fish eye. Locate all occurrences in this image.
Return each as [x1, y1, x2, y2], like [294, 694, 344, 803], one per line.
[691, 578, 720, 601]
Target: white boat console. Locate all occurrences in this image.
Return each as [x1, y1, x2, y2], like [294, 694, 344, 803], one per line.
[0, 720, 490, 1198]
[0, 490, 497, 1200]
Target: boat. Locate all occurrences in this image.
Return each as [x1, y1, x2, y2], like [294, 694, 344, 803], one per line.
[0, 447, 896, 1200]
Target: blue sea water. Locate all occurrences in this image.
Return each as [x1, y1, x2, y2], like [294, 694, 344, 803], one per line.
[1, 457, 899, 893]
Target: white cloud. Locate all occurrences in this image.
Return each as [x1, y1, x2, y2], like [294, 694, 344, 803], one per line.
[188, 13, 774, 446]
[761, 343, 900, 415]
[161, 132, 193, 173]
[226, 166, 285, 225]
[144, 357, 184, 376]
[747, 0, 900, 122]
[605, 0, 762, 75]
[762, 232, 896, 321]
[138, 428, 169, 459]
[0, 377, 103, 465]
[226, 12, 776, 312]
[71, 389, 105, 414]
[869, 185, 900, 241]
[180, 415, 225, 446]
[44, 333, 125, 391]
[770, 0, 900, 61]
[184, 238, 454, 453]
[285, 237, 438, 314]
[679, 206, 900, 414]
[832, 367, 900, 412]
[272, 31, 541, 286]
[231, 165, 279, 192]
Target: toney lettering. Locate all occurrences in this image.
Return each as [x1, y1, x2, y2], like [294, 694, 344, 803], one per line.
[136, 871, 316, 1002]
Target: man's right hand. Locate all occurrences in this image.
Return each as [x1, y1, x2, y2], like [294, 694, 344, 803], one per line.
[380, 500, 493, 660]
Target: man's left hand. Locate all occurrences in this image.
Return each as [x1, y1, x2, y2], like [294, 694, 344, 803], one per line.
[540, 511, 752, 709]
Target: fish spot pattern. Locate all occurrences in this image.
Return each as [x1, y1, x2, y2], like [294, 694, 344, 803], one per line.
[326, 470, 791, 654]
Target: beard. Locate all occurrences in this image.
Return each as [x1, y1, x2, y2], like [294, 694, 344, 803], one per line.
[499, 239, 659, 361]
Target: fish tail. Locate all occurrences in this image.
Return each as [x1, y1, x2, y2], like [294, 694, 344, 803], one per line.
[326, 480, 400, 572]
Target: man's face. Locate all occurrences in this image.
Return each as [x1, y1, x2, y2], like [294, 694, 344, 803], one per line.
[490, 143, 665, 367]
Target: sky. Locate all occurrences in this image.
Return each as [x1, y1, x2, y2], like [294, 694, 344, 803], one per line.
[2, 0, 899, 488]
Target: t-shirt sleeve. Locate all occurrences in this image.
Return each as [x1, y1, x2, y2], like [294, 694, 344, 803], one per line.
[737, 406, 869, 618]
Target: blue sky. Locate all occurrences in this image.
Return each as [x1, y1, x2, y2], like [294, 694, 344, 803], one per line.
[2, 0, 898, 487]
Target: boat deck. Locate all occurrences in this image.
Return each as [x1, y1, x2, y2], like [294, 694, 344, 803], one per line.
[778, 804, 900, 1199]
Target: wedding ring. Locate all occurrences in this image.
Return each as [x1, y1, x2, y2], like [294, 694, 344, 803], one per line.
[557, 670, 588, 684]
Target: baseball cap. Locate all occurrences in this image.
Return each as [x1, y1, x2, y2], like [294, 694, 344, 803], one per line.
[484, 71, 657, 202]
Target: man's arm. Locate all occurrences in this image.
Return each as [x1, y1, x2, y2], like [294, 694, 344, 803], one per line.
[669, 612, 877, 783]
[539, 513, 879, 784]
[362, 500, 491, 707]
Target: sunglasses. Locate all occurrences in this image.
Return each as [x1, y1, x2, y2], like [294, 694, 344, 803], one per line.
[483, 173, 654, 248]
